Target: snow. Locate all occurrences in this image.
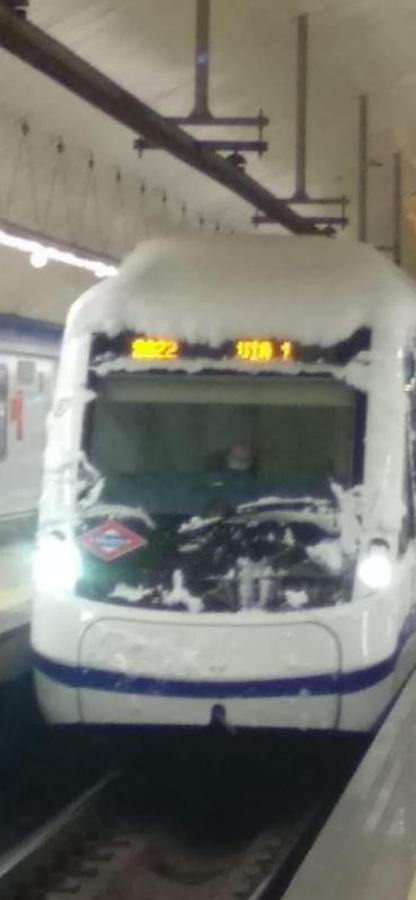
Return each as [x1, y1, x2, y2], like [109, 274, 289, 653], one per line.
[282, 528, 295, 547]
[111, 570, 203, 613]
[80, 503, 155, 529]
[65, 234, 416, 347]
[110, 583, 153, 603]
[237, 495, 331, 511]
[285, 589, 309, 609]
[307, 539, 343, 574]
[92, 355, 340, 378]
[178, 515, 221, 534]
[236, 505, 339, 535]
[162, 569, 203, 613]
[331, 483, 362, 556]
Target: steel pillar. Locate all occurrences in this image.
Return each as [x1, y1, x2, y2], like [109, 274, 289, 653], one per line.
[358, 95, 368, 242]
[295, 14, 308, 200]
[192, 0, 210, 119]
[378, 152, 403, 266]
[393, 151, 402, 266]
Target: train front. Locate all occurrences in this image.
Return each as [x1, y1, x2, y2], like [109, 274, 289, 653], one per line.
[32, 236, 415, 732]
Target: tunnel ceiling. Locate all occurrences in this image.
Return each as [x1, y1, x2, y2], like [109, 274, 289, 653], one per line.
[0, 0, 416, 321]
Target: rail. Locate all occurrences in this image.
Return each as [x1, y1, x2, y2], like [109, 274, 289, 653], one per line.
[0, 771, 118, 898]
[0, 730, 365, 899]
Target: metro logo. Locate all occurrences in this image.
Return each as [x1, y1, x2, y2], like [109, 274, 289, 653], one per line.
[79, 520, 147, 561]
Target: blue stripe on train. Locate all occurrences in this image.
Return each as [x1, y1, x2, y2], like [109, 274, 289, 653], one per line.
[33, 608, 416, 701]
[32, 649, 397, 699]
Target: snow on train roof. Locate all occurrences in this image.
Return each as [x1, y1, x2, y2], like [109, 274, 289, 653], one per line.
[66, 234, 416, 347]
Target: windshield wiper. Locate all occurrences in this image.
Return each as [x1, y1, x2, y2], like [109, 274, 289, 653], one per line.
[236, 495, 332, 513]
[229, 496, 338, 535]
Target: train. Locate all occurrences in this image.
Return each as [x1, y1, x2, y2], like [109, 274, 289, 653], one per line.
[31, 233, 416, 732]
[0, 315, 59, 528]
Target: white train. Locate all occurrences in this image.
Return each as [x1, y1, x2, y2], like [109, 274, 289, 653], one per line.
[32, 234, 416, 732]
[0, 316, 59, 527]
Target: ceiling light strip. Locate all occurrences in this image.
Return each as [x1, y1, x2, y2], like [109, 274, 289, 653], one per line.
[0, 219, 119, 278]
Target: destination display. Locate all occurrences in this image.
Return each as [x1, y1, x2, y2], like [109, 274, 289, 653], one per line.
[129, 336, 296, 363]
[131, 338, 179, 360]
[90, 327, 370, 368]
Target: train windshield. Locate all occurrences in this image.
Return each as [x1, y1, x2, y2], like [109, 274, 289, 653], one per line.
[87, 373, 359, 515]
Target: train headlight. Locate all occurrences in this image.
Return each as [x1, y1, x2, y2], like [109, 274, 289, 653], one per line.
[357, 541, 392, 590]
[33, 535, 81, 593]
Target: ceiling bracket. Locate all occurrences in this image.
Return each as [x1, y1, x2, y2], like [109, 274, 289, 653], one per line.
[252, 213, 348, 230]
[252, 15, 348, 231]
[135, 0, 269, 160]
[134, 137, 268, 158]
[0, 0, 320, 235]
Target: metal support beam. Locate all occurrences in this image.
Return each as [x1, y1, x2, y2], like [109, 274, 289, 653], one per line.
[0, 3, 318, 235]
[252, 214, 348, 229]
[393, 151, 402, 267]
[134, 137, 268, 156]
[168, 112, 269, 128]
[295, 14, 308, 200]
[358, 94, 368, 242]
[275, 195, 349, 206]
[192, 0, 211, 119]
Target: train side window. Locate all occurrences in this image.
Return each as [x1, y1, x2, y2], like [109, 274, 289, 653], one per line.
[403, 350, 416, 551]
[400, 445, 416, 554]
[0, 364, 8, 461]
[17, 359, 36, 389]
[408, 350, 416, 474]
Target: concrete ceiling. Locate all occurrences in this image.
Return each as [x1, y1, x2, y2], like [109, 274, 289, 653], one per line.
[1, 0, 416, 322]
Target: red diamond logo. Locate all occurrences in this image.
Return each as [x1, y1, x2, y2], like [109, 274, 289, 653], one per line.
[79, 520, 147, 562]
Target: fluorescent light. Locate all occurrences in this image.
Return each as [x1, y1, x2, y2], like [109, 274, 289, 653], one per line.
[30, 248, 48, 269]
[0, 223, 119, 279]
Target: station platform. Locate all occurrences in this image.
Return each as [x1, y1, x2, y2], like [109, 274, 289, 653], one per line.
[283, 670, 416, 900]
[0, 540, 32, 684]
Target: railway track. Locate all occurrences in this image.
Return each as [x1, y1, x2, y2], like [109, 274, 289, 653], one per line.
[0, 773, 327, 900]
[0, 771, 119, 899]
[0, 730, 367, 900]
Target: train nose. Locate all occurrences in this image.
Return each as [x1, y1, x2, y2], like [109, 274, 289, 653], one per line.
[77, 615, 341, 728]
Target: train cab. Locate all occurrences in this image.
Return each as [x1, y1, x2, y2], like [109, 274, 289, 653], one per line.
[32, 234, 416, 731]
